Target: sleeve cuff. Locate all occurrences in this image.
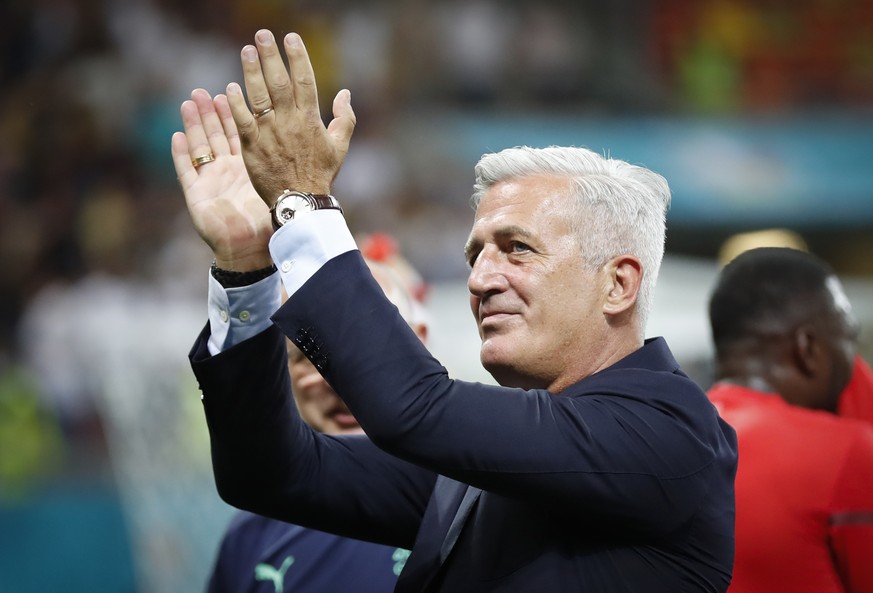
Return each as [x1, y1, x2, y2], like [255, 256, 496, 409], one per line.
[269, 209, 358, 299]
[206, 270, 282, 356]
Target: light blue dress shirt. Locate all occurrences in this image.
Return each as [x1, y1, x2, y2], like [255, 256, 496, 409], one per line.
[206, 210, 356, 356]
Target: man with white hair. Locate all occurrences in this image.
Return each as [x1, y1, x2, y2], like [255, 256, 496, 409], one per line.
[172, 29, 737, 592]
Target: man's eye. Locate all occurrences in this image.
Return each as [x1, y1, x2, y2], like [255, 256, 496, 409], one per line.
[510, 241, 531, 253]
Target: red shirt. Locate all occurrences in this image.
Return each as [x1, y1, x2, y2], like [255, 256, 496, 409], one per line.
[708, 384, 873, 593]
[839, 356, 873, 426]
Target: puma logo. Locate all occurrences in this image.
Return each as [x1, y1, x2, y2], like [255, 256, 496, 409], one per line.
[392, 548, 410, 576]
[254, 556, 295, 593]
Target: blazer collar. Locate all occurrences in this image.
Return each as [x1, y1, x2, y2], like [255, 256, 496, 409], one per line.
[557, 337, 682, 396]
[395, 477, 473, 592]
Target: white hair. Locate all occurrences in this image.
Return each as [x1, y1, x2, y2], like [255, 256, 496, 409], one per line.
[470, 146, 671, 329]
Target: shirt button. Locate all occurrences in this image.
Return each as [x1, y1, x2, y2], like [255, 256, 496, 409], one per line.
[219, 310, 229, 322]
[239, 310, 251, 322]
[281, 260, 294, 273]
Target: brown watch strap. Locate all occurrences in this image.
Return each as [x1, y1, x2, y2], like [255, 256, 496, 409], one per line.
[309, 194, 338, 209]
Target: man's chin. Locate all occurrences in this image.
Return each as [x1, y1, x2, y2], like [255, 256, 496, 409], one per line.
[481, 352, 521, 387]
[481, 348, 548, 390]
[480, 334, 522, 366]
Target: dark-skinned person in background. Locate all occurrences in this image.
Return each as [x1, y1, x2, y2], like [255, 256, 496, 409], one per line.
[708, 246, 873, 593]
[718, 229, 873, 428]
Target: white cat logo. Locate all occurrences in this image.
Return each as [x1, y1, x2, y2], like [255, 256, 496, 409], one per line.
[254, 556, 295, 592]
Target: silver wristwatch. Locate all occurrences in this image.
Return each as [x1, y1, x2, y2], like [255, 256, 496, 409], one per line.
[270, 190, 343, 230]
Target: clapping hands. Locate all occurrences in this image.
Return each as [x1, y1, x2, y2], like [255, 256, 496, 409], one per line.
[172, 30, 356, 272]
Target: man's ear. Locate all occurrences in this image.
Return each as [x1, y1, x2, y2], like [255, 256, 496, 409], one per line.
[793, 324, 821, 377]
[603, 255, 643, 317]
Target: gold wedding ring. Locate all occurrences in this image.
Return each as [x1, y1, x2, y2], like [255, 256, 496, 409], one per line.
[192, 153, 216, 168]
[253, 107, 274, 119]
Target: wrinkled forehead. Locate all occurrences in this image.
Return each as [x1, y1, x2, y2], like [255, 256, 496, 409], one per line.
[471, 177, 576, 230]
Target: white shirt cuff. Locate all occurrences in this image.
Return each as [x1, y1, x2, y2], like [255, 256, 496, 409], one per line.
[269, 209, 357, 299]
[206, 270, 282, 356]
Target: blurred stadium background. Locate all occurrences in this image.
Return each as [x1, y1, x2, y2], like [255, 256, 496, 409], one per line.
[1, 0, 872, 591]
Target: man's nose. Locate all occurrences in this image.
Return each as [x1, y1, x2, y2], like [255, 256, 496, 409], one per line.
[468, 247, 509, 297]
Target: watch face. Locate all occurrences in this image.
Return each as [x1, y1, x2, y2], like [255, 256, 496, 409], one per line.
[275, 193, 315, 225]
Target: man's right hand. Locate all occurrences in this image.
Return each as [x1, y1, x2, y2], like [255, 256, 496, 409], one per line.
[171, 89, 274, 272]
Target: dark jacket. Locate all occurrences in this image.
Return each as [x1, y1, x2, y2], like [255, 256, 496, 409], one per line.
[190, 251, 737, 592]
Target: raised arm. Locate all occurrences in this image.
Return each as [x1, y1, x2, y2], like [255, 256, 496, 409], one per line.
[172, 39, 433, 547]
[275, 252, 731, 535]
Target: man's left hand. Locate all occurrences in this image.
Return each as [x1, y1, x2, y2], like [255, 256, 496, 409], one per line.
[226, 29, 356, 204]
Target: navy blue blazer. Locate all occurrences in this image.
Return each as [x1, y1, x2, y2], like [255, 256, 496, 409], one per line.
[190, 251, 737, 592]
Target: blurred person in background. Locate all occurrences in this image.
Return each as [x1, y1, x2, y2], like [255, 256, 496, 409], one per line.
[840, 355, 873, 426]
[207, 247, 428, 593]
[708, 247, 873, 593]
[173, 30, 736, 591]
[718, 229, 873, 427]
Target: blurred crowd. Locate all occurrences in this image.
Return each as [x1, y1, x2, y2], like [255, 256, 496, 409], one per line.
[2, 0, 873, 499]
[0, 1, 872, 590]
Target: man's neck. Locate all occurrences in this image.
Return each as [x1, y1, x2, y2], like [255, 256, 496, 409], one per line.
[714, 375, 778, 395]
[714, 351, 781, 396]
[548, 336, 645, 394]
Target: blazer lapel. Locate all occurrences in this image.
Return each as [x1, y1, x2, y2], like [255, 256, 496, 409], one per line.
[395, 477, 480, 592]
[439, 485, 482, 564]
